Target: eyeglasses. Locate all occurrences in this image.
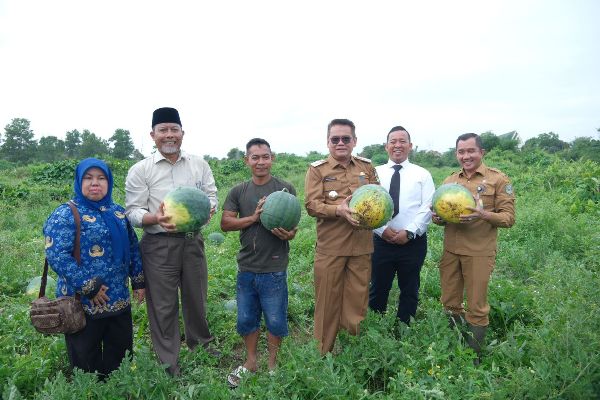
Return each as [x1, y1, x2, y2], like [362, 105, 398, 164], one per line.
[329, 136, 353, 145]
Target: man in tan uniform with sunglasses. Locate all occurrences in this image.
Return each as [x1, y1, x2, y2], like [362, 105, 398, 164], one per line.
[304, 118, 379, 355]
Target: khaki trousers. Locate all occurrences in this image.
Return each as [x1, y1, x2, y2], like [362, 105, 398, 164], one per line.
[313, 252, 371, 355]
[140, 233, 212, 371]
[439, 251, 495, 326]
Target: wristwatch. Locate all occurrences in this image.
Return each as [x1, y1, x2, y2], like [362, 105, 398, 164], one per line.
[406, 230, 415, 240]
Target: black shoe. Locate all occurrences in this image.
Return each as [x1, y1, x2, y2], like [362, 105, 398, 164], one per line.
[203, 344, 222, 358]
[168, 364, 181, 377]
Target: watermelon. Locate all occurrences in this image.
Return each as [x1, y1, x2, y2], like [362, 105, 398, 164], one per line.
[260, 188, 301, 231]
[224, 299, 237, 312]
[292, 282, 303, 294]
[432, 183, 476, 223]
[349, 184, 394, 229]
[207, 232, 225, 245]
[25, 275, 56, 299]
[163, 187, 211, 232]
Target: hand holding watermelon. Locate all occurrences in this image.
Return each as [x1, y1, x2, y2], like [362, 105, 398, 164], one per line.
[335, 195, 362, 227]
[461, 198, 488, 223]
[270, 227, 298, 241]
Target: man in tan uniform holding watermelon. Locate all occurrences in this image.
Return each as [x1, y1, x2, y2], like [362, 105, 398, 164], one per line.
[432, 132, 515, 365]
[304, 118, 379, 355]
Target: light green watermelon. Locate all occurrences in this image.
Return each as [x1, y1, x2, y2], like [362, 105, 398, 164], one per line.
[432, 183, 476, 223]
[163, 187, 211, 232]
[224, 299, 237, 312]
[207, 232, 225, 245]
[25, 275, 56, 299]
[349, 184, 394, 229]
[260, 188, 301, 231]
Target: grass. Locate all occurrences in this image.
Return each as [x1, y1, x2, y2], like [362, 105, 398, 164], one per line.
[0, 155, 599, 399]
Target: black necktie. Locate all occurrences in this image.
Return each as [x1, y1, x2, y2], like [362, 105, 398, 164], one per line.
[389, 164, 402, 217]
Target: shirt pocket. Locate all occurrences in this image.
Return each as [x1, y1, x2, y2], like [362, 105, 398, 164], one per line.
[323, 181, 344, 204]
[480, 187, 496, 210]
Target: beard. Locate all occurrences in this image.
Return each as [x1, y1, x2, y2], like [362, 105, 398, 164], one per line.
[159, 143, 180, 154]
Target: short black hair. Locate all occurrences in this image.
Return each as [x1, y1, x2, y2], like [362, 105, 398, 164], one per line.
[387, 126, 411, 143]
[246, 138, 271, 153]
[455, 133, 483, 150]
[327, 119, 356, 138]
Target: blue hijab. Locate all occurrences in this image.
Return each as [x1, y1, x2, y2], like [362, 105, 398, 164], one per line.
[73, 158, 130, 267]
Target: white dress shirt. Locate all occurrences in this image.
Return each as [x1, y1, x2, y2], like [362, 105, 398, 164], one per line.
[125, 150, 218, 233]
[373, 159, 435, 238]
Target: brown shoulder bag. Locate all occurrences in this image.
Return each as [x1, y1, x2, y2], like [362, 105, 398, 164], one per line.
[30, 201, 86, 335]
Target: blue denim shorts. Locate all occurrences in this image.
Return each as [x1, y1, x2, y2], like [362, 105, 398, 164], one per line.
[236, 270, 289, 337]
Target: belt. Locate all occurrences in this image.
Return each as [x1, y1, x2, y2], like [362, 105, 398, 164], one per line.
[373, 232, 427, 244]
[154, 231, 198, 239]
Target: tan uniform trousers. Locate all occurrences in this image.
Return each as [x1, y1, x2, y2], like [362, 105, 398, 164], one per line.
[439, 251, 495, 327]
[313, 252, 371, 355]
[140, 233, 212, 372]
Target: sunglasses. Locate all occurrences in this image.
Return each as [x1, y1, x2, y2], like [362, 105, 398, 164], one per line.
[329, 136, 353, 145]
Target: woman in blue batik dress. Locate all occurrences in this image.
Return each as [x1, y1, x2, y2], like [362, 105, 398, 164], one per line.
[43, 158, 145, 378]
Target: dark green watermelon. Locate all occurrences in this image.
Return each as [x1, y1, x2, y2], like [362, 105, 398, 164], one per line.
[260, 188, 301, 231]
[207, 232, 225, 245]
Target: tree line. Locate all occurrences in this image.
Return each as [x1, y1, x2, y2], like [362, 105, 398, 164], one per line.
[359, 129, 600, 167]
[2, 117, 599, 167]
[0, 118, 144, 165]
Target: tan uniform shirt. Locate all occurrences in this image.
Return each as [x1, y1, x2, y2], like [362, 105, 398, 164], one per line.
[305, 155, 379, 256]
[442, 163, 515, 256]
[125, 150, 218, 234]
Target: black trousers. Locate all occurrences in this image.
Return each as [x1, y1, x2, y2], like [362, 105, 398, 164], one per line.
[65, 308, 133, 377]
[369, 234, 427, 324]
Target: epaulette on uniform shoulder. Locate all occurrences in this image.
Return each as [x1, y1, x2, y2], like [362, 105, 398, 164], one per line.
[354, 155, 372, 163]
[310, 159, 327, 167]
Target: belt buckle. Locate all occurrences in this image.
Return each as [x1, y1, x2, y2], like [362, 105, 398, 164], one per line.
[185, 232, 195, 239]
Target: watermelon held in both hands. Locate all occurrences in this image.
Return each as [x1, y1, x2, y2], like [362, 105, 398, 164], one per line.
[163, 187, 211, 232]
[432, 183, 476, 223]
[260, 188, 301, 231]
[349, 184, 394, 229]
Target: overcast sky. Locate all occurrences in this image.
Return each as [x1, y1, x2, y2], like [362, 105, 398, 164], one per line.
[1, 0, 598, 158]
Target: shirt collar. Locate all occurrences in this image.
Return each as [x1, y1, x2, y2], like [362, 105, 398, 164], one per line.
[153, 150, 186, 164]
[459, 162, 487, 177]
[326, 154, 356, 168]
[386, 159, 411, 169]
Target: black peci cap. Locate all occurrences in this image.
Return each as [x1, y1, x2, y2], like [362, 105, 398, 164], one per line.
[152, 107, 182, 128]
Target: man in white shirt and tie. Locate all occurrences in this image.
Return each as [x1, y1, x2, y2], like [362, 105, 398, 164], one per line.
[369, 126, 435, 325]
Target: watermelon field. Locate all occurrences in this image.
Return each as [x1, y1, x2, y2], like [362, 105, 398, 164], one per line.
[0, 151, 599, 399]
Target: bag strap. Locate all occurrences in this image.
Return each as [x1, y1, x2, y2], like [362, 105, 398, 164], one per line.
[67, 200, 82, 264]
[39, 201, 82, 299]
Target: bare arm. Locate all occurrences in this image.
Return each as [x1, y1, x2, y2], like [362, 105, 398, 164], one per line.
[220, 197, 266, 232]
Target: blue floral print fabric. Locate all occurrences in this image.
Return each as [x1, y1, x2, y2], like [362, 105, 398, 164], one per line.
[44, 202, 144, 318]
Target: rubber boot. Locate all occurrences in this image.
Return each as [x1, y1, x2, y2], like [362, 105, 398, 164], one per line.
[466, 323, 487, 366]
[447, 313, 466, 330]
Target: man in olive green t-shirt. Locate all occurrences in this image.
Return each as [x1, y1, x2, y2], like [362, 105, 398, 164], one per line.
[220, 138, 297, 387]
